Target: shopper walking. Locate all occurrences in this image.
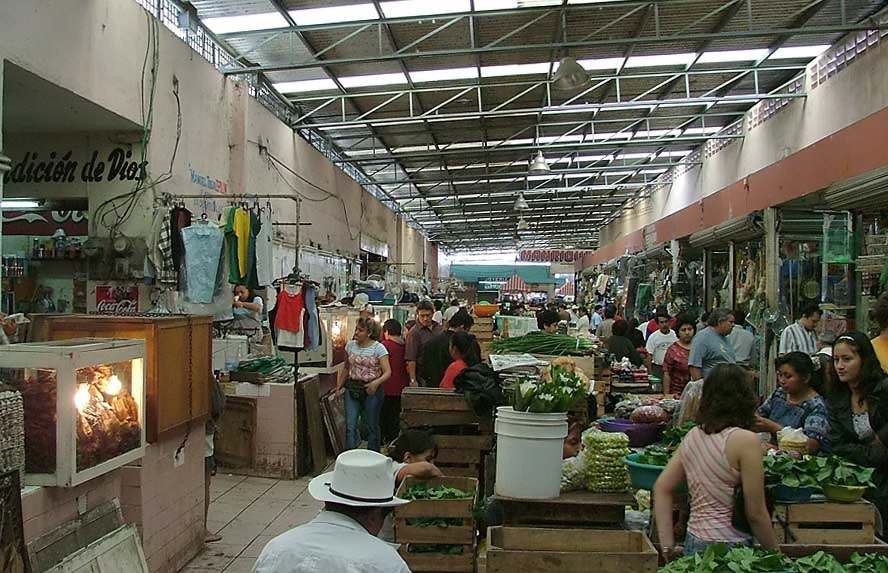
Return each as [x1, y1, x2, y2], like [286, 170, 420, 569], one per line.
[608, 320, 644, 367]
[337, 318, 391, 452]
[420, 309, 475, 388]
[779, 303, 822, 356]
[654, 364, 777, 558]
[591, 304, 604, 330]
[405, 301, 443, 387]
[728, 311, 756, 369]
[662, 314, 696, 396]
[595, 305, 617, 340]
[827, 332, 888, 522]
[254, 450, 411, 573]
[440, 331, 481, 389]
[380, 319, 408, 445]
[646, 311, 678, 378]
[688, 308, 736, 381]
[575, 307, 591, 334]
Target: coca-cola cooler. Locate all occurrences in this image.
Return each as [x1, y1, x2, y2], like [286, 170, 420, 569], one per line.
[87, 281, 151, 314]
[0, 338, 147, 487]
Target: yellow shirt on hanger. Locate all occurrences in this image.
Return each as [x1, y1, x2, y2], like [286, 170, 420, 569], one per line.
[233, 208, 251, 279]
[873, 336, 888, 375]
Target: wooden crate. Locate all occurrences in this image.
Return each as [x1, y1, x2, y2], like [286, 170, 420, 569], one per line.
[486, 526, 658, 573]
[773, 501, 876, 545]
[28, 314, 212, 442]
[494, 490, 633, 527]
[435, 434, 493, 480]
[395, 476, 479, 573]
[401, 387, 492, 431]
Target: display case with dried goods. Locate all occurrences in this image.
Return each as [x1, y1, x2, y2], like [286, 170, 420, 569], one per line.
[0, 338, 146, 487]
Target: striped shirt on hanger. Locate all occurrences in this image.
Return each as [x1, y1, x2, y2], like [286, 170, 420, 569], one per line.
[779, 321, 818, 355]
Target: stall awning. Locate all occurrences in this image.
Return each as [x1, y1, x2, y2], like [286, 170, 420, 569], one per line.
[688, 213, 764, 249]
[822, 165, 888, 210]
[556, 281, 575, 297]
[504, 274, 529, 292]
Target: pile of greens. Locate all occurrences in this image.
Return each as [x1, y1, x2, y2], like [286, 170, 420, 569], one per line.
[406, 517, 463, 528]
[762, 454, 875, 490]
[489, 331, 594, 356]
[661, 421, 696, 448]
[513, 365, 588, 413]
[633, 422, 696, 467]
[406, 544, 464, 555]
[661, 545, 888, 573]
[401, 484, 475, 501]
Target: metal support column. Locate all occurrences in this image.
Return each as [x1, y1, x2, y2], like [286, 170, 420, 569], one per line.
[763, 207, 779, 396]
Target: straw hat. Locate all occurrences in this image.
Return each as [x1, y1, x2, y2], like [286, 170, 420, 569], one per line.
[308, 450, 409, 508]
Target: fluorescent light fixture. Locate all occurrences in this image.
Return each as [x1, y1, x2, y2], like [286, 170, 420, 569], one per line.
[625, 52, 697, 68]
[577, 57, 625, 70]
[202, 12, 288, 34]
[1, 200, 41, 209]
[660, 150, 694, 157]
[770, 45, 831, 59]
[274, 78, 338, 93]
[683, 126, 724, 135]
[698, 49, 769, 63]
[381, 0, 471, 18]
[340, 72, 409, 88]
[481, 62, 552, 77]
[411, 67, 479, 82]
[289, 4, 379, 26]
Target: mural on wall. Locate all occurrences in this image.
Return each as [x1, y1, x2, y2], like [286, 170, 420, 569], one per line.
[1, 210, 88, 236]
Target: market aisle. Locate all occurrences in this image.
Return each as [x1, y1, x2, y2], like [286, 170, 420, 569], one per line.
[180, 474, 322, 572]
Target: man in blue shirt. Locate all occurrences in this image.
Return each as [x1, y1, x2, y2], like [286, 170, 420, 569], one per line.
[688, 308, 737, 380]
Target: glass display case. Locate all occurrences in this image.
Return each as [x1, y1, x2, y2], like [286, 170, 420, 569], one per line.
[0, 338, 146, 487]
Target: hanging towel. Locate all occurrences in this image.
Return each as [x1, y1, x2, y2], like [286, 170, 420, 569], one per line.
[256, 206, 274, 287]
[181, 223, 224, 303]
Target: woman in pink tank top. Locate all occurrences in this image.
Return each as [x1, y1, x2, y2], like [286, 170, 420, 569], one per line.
[654, 364, 777, 559]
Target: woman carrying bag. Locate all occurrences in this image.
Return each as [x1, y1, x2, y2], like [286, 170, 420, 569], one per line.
[337, 318, 391, 452]
[654, 364, 777, 558]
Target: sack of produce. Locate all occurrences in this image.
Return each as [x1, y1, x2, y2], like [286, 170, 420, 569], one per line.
[630, 404, 670, 424]
[561, 449, 589, 492]
[581, 429, 629, 493]
[614, 398, 643, 420]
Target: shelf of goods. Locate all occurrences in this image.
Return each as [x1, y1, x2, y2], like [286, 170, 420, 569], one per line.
[484, 526, 657, 573]
[394, 476, 478, 573]
[0, 338, 146, 487]
[773, 500, 877, 545]
[28, 314, 211, 443]
[401, 387, 493, 485]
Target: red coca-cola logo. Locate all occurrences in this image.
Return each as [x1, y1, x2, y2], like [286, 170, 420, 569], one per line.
[95, 286, 139, 313]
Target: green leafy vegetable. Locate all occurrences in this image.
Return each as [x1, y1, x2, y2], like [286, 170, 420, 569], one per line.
[763, 454, 819, 489]
[490, 331, 594, 356]
[847, 552, 888, 572]
[406, 517, 463, 528]
[407, 544, 464, 555]
[636, 444, 672, 467]
[661, 545, 791, 573]
[793, 551, 845, 573]
[661, 421, 696, 448]
[402, 484, 474, 501]
[810, 455, 876, 488]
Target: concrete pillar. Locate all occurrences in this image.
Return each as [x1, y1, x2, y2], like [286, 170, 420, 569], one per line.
[763, 207, 779, 396]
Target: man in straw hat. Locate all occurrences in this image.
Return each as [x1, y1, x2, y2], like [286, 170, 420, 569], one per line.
[253, 449, 411, 572]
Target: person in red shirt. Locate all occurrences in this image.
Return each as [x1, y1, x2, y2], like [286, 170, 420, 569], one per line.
[380, 319, 408, 444]
[440, 331, 480, 389]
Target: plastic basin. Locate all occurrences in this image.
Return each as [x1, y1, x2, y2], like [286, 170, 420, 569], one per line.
[772, 484, 815, 502]
[624, 453, 687, 493]
[473, 304, 498, 317]
[600, 418, 663, 448]
[823, 483, 867, 503]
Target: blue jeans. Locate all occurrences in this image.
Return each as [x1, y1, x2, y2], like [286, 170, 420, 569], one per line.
[684, 532, 752, 555]
[344, 386, 385, 452]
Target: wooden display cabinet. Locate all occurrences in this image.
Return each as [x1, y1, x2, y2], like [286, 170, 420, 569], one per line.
[28, 314, 211, 442]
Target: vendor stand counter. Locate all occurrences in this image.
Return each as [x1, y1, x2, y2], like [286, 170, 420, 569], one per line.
[493, 490, 635, 528]
[773, 499, 877, 545]
[215, 373, 326, 479]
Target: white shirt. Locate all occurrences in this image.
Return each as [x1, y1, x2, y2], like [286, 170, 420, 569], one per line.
[575, 315, 591, 333]
[646, 329, 678, 365]
[443, 305, 460, 324]
[253, 510, 410, 573]
[432, 310, 444, 325]
[729, 325, 756, 367]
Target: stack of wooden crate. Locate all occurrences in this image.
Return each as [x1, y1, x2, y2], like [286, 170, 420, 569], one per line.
[772, 500, 877, 544]
[591, 354, 611, 418]
[401, 387, 494, 487]
[394, 476, 479, 573]
[471, 317, 495, 360]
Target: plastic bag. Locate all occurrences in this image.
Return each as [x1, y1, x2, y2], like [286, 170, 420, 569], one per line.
[630, 405, 670, 424]
[777, 426, 808, 455]
[677, 379, 704, 426]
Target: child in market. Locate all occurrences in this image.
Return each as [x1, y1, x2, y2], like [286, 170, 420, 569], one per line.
[379, 429, 443, 542]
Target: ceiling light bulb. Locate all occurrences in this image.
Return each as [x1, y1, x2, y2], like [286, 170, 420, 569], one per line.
[517, 217, 530, 231]
[528, 151, 550, 175]
[75, 384, 91, 412]
[105, 375, 122, 396]
[552, 56, 591, 91]
[514, 192, 530, 211]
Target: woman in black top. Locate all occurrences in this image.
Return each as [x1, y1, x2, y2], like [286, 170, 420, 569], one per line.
[827, 332, 888, 520]
[608, 319, 644, 367]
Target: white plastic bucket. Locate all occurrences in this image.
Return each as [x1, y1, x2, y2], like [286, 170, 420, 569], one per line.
[494, 406, 568, 499]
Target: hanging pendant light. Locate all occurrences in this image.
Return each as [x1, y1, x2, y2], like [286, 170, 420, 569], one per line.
[517, 216, 530, 232]
[513, 191, 529, 211]
[552, 56, 591, 91]
[528, 151, 550, 175]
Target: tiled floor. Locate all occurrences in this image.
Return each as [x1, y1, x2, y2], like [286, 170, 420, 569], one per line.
[180, 474, 322, 572]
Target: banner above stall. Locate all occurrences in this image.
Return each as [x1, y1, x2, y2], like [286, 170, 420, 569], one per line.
[517, 249, 592, 263]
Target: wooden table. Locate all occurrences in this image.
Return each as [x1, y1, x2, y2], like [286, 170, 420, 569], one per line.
[494, 490, 635, 527]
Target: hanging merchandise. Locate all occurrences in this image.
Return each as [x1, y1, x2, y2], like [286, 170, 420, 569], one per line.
[147, 206, 177, 285]
[181, 220, 224, 304]
[170, 205, 192, 273]
[275, 283, 306, 349]
[255, 203, 274, 288]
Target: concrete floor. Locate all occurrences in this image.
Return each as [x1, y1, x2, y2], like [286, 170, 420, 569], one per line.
[180, 474, 322, 572]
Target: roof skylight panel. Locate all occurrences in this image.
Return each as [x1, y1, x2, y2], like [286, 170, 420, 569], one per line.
[770, 45, 831, 59]
[380, 0, 471, 18]
[274, 78, 338, 93]
[288, 4, 379, 25]
[339, 72, 409, 88]
[202, 12, 288, 34]
[625, 53, 697, 68]
[410, 67, 480, 83]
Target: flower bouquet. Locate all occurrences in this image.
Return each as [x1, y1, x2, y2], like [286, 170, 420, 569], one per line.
[513, 365, 589, 414]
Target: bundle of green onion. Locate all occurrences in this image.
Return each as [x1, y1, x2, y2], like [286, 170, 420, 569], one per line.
[490, 331, 593, 356]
